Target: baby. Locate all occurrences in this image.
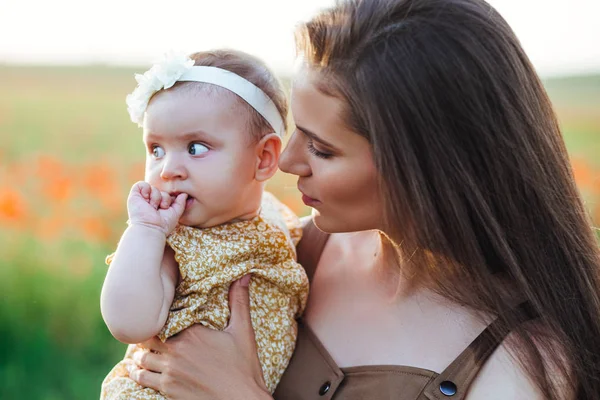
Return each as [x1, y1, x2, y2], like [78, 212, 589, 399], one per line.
[100, 50, 309, 399]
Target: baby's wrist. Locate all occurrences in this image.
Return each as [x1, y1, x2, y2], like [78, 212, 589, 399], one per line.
[126, 221, 169, 238]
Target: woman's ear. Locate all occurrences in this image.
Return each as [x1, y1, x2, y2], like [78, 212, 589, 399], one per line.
[255, 133, 282, 182]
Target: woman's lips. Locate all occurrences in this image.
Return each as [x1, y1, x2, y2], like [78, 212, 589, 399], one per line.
[301, 193, 321, 207]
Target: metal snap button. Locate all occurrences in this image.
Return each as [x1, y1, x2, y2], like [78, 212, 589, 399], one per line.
[439, 380, 457, 396]
[319, 381, 331, 395]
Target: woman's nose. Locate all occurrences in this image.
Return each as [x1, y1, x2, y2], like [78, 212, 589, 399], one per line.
[160, 154, 187, 180]
[279, 131, 311, 177]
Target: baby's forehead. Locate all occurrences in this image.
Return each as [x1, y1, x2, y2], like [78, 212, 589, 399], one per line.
[145, 82, 266, 145]
[145, 89, 256, 143]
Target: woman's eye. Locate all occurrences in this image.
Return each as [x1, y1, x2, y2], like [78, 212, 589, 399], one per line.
[189, 143, 209, 155]
[307, 140, 332, 159]
[152, 146, 165, 158]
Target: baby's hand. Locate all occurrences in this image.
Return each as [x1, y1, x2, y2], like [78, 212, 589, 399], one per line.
[127, 181, 188, 236]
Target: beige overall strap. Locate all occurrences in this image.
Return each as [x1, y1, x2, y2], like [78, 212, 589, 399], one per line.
[418, 302, 535, 400]
[296, 216, 331, 282]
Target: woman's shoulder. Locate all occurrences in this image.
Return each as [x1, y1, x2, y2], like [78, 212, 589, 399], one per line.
[465, 328, 573, 400]
[465, 338, 543, 400]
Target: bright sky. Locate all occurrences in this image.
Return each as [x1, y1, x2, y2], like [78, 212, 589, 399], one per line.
[0, 0, 599, 77]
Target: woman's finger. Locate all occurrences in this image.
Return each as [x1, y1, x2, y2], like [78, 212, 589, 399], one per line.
[225, 275, 255, 341]
[139, 336, 168, 353]
[226, 275, 267, 392]
[130, 366, 163, 393]
[133, 349, 164, 373]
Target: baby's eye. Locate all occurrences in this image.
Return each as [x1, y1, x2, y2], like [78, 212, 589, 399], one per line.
[152, 145, 165, 158]
[189, 143, 209, 155]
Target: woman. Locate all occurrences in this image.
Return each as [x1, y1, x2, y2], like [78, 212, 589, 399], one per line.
[127, 0, 600, 398]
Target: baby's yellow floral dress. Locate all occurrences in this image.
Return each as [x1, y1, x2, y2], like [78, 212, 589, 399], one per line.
[101, 192, 309, 399]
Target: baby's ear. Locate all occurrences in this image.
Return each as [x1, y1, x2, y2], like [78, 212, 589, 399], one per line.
[255, 133, 282, 182]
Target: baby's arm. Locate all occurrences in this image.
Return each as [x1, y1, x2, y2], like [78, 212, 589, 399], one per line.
[100, 182, 187, 344]
[100, 226, 178, 343]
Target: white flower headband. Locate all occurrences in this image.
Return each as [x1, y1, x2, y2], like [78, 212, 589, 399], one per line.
[126, 52, 285, 137]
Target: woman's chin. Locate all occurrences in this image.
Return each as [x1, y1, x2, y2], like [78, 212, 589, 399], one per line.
[312, 208, 381, 234]
[312, 211, 338, 233]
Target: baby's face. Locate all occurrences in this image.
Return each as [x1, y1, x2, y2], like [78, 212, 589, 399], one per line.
[142, 88, 261, 228]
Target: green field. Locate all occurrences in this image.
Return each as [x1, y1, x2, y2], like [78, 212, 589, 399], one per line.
[0, 64, 598, 399]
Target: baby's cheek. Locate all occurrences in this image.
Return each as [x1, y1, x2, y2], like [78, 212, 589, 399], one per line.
[143, 168, 159, 185]
[209, 175, 246, 207]
[143, 159, 159, 182]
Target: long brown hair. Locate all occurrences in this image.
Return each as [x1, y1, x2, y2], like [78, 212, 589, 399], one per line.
[296, 0, 600, 398]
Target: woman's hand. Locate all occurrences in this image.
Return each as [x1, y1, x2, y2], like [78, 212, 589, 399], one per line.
[129, 275, 272, 400]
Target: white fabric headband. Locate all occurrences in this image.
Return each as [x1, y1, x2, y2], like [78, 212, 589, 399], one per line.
[126, 52, 285, 137]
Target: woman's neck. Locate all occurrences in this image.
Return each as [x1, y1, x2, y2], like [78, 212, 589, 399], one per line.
[342, 230, 472, 305]
[331, 229, 413, 301]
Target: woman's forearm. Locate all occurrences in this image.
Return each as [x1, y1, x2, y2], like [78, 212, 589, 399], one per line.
[100, 224, 174, 343]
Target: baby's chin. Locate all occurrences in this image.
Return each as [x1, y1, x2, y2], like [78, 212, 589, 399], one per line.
[178, 209, 258, 230]
[177, 213, 229, 230]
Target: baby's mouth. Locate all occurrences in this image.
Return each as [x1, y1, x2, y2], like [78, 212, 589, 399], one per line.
[169, 192, 194, 209]
[185, 196, 194, 209]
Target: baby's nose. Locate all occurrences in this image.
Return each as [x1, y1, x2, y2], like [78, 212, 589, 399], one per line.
[160, 156, 187, 180]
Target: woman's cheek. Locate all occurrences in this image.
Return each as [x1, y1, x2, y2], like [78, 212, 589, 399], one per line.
[321, 162, 353, 198]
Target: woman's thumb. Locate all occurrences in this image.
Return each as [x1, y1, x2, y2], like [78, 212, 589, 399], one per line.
[226, 275, 254, 336]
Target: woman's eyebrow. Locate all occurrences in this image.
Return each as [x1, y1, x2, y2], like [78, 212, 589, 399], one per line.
[296, 125, 336, 148]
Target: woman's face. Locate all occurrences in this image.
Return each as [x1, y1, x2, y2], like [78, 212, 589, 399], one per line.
[279, 66, 384, 233]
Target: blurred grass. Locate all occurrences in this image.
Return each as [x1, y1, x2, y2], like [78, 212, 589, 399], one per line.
[0, 239, 124, 399]
[544, 75, 600, 163]
[0, 64, 599, 399]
